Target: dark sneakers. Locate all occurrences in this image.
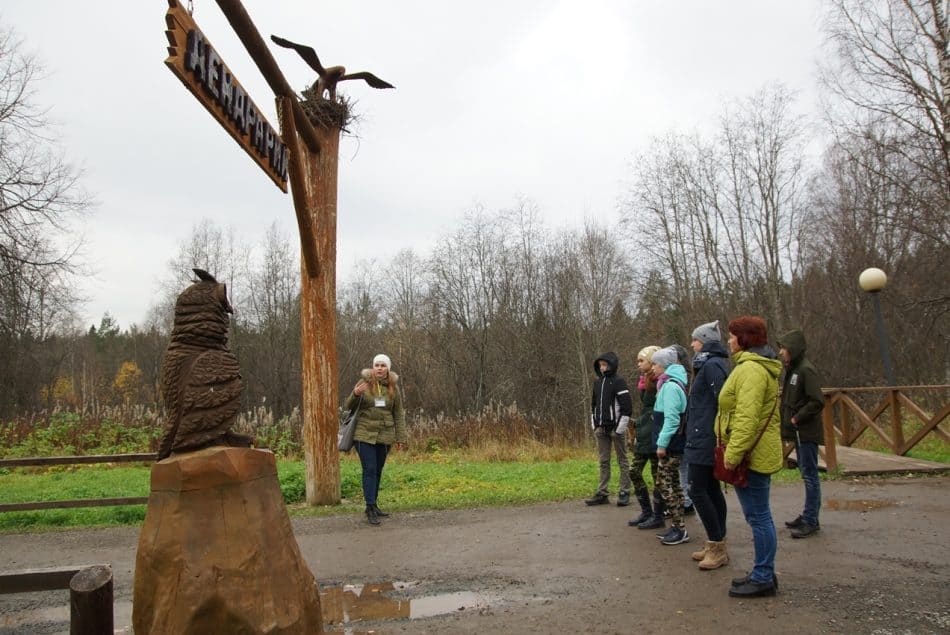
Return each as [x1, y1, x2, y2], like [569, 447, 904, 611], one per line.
[584, 493, 609, 506]
[785, 515, 805, 528]
[617, 492, 631, 507]
[791, 523, 820, 538]
[660, 526, 690, 545]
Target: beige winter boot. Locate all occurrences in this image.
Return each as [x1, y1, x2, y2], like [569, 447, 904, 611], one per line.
[698, 539, 729, 570]
[691, 541, 711, 561]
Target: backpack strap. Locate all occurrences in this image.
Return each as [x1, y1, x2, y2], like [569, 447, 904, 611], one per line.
[668, 377, 688, 396]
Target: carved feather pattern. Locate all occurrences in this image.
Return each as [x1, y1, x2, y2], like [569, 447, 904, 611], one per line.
[158, 271, 248, 459]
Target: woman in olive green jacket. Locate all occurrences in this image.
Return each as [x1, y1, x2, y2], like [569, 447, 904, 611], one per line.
[344, 353, 406, 525]
[716, 316, 782, 599]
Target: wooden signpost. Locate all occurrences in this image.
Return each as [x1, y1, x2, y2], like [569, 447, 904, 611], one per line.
[165, 0, 289, 192]
[164, 0, 343, 504]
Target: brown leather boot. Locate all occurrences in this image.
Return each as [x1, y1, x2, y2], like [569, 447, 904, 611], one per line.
[698, 539, 729, 570]
[692, 541, 711, 562]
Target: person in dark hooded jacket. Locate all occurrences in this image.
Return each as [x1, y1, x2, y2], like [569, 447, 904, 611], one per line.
[777, 329, 825, 538]
[585, 352, 634, 506]
[685, 320, 731, 569]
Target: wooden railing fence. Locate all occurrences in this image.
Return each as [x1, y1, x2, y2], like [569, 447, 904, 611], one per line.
[786, 385, 950, 472]
[0, 453, 156, 513]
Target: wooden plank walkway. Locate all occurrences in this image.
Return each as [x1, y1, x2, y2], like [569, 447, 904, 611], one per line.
[790, 446, 950, 476]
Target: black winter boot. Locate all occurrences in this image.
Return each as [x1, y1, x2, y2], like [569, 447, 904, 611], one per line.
[373, 504, 390, 517]
[628, 492, 653, 526]
[638, 497, 666, 530]
[365, 506, 381, 526]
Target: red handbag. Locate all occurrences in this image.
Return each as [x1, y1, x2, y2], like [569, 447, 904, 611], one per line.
[714, 398, 778, 487]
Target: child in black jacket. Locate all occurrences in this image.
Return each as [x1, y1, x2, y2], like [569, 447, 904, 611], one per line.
[585, 351, 633, 506]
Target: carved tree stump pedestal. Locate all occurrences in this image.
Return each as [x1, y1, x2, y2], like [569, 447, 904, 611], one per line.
[132, 447, 323, 634]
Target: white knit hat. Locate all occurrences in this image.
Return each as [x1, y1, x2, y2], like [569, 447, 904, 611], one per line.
[373, 353, 391, 368]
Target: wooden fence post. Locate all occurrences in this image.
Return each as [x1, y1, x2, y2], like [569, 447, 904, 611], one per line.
[890, 389, 904, 454]
[841, 399, 852, 446]
[822, 403, 838, 472]
[69, 564, 113, 634]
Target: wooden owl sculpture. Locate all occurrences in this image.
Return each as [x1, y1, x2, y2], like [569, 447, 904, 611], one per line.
[158, 269, 253, 460]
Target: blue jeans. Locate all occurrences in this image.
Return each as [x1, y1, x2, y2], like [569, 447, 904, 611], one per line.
[796, 440, 821, 526]
[734, 470, 776, 584]
[356, 441, 389, 507]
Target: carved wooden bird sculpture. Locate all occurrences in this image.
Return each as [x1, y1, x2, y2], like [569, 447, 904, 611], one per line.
[270, 35, 395, 100]
[158, 268, 253, 460]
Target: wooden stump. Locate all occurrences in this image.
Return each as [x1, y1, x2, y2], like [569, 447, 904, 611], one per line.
[69, 565, 113, 634]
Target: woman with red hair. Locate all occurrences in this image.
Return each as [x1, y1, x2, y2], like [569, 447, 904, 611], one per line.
[715, 316, 783, 597]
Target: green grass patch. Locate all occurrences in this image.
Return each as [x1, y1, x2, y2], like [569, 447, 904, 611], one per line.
[0, 464, 151, 531]
[0, 450, 907, 532]
[1, 453, 618, 531]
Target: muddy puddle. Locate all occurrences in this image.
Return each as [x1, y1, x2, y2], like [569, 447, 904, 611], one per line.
[321, 580, 496, 631]
[825, 498, 898, 511]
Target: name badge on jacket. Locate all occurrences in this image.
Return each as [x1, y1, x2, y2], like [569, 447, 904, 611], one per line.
[789, 373, 799, 386]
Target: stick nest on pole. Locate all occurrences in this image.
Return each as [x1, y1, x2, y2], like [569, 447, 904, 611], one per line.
[299, 85, 352, 131]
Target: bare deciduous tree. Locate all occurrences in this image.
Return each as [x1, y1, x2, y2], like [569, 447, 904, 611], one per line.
[622, 84, 810, 332]
[821, 0, 950, 243]
[0, 25, 90, 417]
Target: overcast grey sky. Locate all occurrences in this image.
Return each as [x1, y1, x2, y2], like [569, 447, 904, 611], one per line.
[2, 0, 824, 329]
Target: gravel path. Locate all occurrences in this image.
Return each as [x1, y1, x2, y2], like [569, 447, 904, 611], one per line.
[2, 475, 948, 634]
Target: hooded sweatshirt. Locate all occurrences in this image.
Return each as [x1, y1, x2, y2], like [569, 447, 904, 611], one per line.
[653, 362, 689, 453]
[591, 352, 633, 427]
[777, 329, 825, 444]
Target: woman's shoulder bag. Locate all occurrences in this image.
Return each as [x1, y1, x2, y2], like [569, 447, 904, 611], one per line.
[714, 396, 778, 487]
[338, 392, 364, 452]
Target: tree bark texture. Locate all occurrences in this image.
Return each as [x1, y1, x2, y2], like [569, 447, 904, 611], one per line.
[279, 96, 341, 505]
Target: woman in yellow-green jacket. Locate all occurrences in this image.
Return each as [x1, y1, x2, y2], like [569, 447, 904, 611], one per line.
[715, 316, 782, 598]
[344, 353, 407, 525]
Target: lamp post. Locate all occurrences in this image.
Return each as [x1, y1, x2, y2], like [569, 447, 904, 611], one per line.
[858, 267, 896, 386]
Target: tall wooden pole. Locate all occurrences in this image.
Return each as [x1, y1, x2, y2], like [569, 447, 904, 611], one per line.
[279, 97, 341, 504]
[300, 123, 340, 505]
[217, 0, 341, 505]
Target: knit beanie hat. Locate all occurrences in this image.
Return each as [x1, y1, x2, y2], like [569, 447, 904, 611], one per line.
[637, 345, 661, 362]
[651, 347, 678, 369]
[373, 353, 391, 368]
[692, 320, 721, 345]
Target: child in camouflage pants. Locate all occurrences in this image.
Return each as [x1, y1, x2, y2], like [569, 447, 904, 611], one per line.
[650, 347, 690, 545]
